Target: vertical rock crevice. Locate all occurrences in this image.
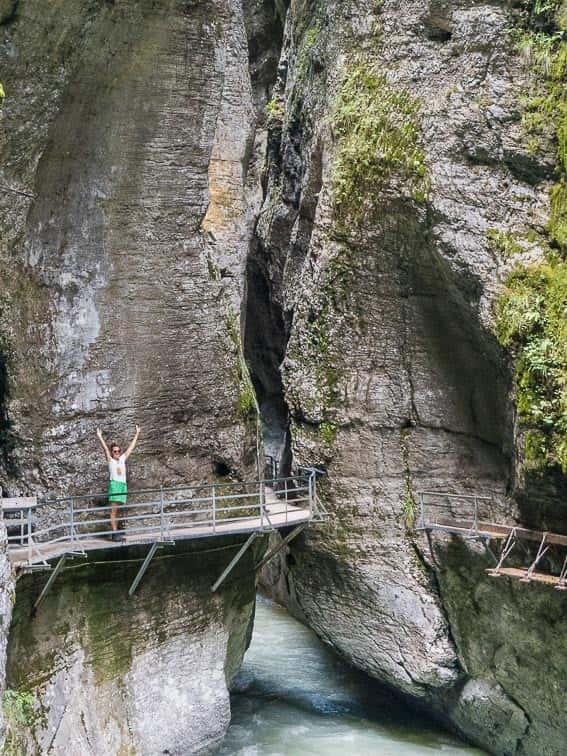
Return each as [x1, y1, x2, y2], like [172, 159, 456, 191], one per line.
[241, 0, 298, 473]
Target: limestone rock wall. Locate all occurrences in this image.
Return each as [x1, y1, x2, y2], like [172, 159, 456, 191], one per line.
[0, 522, 15, 747]
[0, 0, 281, 496]
[6, 538, 258, 755]
[252, 1, 567, 754]
[0, 1, 282, 753]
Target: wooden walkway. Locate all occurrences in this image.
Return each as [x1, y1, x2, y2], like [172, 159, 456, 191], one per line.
[2, 471, 326, 600]
[428, 517, 567, 547]
[6, 497, 310, 569]
[417, 492, 567, 591]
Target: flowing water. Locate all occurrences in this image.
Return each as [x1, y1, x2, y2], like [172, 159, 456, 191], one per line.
[220, 596, 485, 756]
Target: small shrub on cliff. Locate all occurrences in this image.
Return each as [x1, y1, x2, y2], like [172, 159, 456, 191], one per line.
[267, 97, 284, 125]
[319, 421, 338, 445]
[295, 21, 321, 83]
[486, 228, 525, 257]
[494, 1, 567, 473]
[515, 2, 567, 248]
[331, 64, 429, 225]
[495, 261, 567, 470]
[3, 689, 34, 755]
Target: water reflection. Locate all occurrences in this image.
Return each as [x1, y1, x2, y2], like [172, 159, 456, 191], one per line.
[219, 596, 484, 755]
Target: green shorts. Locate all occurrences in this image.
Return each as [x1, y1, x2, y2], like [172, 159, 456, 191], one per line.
[108, 480, 127, 504]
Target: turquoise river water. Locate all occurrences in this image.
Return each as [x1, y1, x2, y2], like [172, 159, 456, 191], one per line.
[219, 596, 485, 756]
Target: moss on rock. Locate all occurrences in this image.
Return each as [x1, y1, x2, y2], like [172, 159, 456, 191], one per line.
[331, 63, 429, 226]
[495, 260, 567, 470]
[494, 1, 567, 473]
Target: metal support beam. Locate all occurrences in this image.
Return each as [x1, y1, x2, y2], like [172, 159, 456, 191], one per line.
[33, 555, 67, 612]
[520, 533, 549, 582]
[211, 533, 257, 593]
[254, 524, 306, 571]
[556, 555, 567, 591]
[128, 543, 159, 596]
[312, 493, 328, 520]
[487, 527, 517, 577]
[262, 499, 273, 529]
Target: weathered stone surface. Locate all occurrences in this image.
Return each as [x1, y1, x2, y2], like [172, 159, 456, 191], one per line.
[0, 522, 16, 747]
[252, 1, 566, 754]
[0, 1, 284, 752]
[436, 538, 567, 755]
[0, 0, 264, 497]
[1, 0, 566, 753]
[6, 538, 258, 754]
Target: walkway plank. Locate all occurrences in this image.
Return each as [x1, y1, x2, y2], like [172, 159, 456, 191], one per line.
[487, 566, 563, 587]
[8, 501, 311, 569]
[430, 518, 567, 547]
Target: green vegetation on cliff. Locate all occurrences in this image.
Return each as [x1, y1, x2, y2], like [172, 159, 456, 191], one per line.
[225, 310, 258, 420]
[331, 64, 429, 225]
[495, 1, 567, 472]
[495, 260, 567, 470]
[516, 0, 566, 248]
[3, 689, 34, 755]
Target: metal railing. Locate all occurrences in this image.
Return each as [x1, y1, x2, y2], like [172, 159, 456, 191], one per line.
[4, 470, 323, 566]
[264, 455, 279, 480]
[416, 490, 494, 538]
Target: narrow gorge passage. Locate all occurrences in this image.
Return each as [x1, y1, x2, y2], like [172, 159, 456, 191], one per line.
[244, 250, 291, 473]
[220, 596, 485, 755]
[1, 0, 566, 753]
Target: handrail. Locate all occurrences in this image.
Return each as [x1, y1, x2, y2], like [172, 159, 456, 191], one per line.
[416, 489, 496, 537]
[2, 473, 319, 566]
[33, 474, 311, 506]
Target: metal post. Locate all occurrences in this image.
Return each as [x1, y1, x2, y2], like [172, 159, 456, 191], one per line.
[473, 496, 478, 535]
[521, 533, 549, 582]
[259, 481, 265, 529]
[487, 527, 517, 576]
[129, 542, 159, 596]
[70, 498, 74, 547]
[211, 533, 257, 592]
[27, 505, 32, 565]
[254, 524, 306, 571]
[212, 484, 216, 534]
[159, 486, 164, 541]
[33, 556, 67, 612]
[311, 472, 316, 516]
[556, 555, 567, 591]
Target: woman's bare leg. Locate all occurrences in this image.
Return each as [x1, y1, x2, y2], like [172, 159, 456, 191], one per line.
[110, 503, 118, 532]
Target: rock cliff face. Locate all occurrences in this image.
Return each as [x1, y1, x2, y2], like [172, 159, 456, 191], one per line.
[0, 523, 15, 746]
[252, 1, 567, 754]
[0, 0, 281, 495]
[6, 538, 257, 754]
[0, 1, 280, 752]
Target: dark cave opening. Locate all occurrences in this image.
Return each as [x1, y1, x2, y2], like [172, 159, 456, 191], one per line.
[212, 459, 232, 478]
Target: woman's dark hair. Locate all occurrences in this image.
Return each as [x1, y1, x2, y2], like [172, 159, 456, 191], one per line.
[110, 442, 120, 452]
